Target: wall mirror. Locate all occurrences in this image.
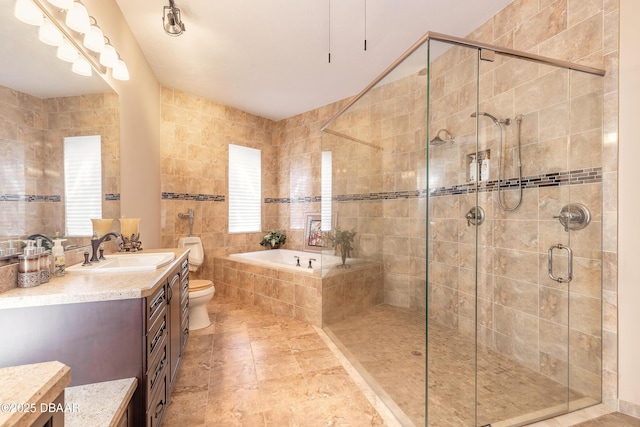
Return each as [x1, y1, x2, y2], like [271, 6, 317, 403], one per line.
[0, 4, 120, 253]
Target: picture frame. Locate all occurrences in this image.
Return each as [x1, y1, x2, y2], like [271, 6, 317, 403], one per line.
[303, 212, 335, 252]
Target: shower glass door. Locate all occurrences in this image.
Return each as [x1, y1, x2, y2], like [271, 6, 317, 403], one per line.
[473, 52, 603, 425]
[427, 37, 603, 426]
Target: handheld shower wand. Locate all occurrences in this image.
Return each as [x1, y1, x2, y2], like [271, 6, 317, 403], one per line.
[471, 111, 522, 211]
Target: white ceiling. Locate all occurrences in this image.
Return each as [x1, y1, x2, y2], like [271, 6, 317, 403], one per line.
[1, 0, 515, 121]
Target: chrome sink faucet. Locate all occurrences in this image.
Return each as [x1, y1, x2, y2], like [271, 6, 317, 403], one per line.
[308, 258, 316, 269]
[90, 232, 121, 263]
[27, 234, 54, 246]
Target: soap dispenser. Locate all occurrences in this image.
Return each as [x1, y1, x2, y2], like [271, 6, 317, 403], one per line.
[34, 238, 50, 284]
[17, 241, 40, 288]
[469, 155, 477, 182]
[481, 151, 491, 181]
[52, 238, 67, 277]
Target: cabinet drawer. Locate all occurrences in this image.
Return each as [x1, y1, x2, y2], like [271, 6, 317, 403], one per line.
[147, 365, 167, 427]
[147, 340, 167, 401]
[147, 284, 166, 326]
[146, 312, 167, 364]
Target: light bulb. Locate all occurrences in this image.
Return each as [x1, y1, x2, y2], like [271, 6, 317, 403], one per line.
[65, 1, 90, 33]
[38, 17, 63, 46]
[71, 57, 92, 76]
[14, 0, 43, 26]
[112, 59, 129, 81]
[56, 38, 78, 62]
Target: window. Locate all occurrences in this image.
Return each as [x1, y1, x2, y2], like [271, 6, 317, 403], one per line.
[321, 151, 332, 231]
[228, 144, 261, 233]
[64, 135, 102, 236]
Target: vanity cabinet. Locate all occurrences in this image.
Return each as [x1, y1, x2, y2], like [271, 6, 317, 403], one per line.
[0, 252, 189, 427]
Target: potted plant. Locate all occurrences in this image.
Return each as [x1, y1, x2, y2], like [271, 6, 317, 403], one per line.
[328, 227, 356, 268]
[260, 230, 287, 249]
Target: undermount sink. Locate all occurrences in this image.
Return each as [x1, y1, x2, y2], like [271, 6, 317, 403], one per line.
[66, 252, 176, 274]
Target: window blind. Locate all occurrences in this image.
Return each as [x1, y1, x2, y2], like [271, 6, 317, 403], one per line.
[64, 135, 102, 237]
[229, 144, 261, 233]
[321, 151, 332, 231]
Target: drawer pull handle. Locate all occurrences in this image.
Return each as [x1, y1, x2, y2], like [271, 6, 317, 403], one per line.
[155, 400, 164, 418]
[150, 321, 166, 354]
[150, 356, 166, 389]
[150, 290, 165, 317]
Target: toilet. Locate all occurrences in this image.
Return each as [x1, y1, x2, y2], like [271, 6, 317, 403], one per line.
[178, 236, 215, 330]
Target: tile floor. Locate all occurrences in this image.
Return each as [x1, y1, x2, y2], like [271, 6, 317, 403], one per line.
[163, 296, 639, 427]
[161, 296, 385, 426]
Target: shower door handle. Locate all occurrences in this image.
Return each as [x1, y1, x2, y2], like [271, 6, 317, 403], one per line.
[548, 244, 573, 283]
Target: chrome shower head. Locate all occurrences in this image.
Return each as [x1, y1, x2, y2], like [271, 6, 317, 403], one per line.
[430, 129, 455, 146]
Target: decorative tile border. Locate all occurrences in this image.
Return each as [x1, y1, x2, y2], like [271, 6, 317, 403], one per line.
[265, 195, 322, 204]
[429, 167, 602, 197]
[0, 194, 61, 202]
[162, 192, 225, 202]
[263, 168, 601, 204]
[0, 194, 121, 202]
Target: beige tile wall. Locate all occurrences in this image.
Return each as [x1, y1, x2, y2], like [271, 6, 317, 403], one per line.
[159, 88, 277, 280]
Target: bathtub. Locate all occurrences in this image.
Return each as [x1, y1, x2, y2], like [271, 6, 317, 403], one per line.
[229, 249, 359, 275]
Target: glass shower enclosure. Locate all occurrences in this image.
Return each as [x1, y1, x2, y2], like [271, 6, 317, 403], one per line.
[320, 32, 604, 427]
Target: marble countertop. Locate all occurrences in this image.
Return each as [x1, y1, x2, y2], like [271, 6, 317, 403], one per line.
[0, 248, 188, 310]
[65, 378, 137, 427]
[0, 361, 71, 427]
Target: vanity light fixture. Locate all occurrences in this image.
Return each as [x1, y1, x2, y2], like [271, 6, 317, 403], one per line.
[99, 37, 118, 68]
[83, 16, 104, 53]
[15, 0, 43, 26]
[112, 55, 130, 81]
[163, 0, 186, 36]
[38, 17, 63, 46]
[56, 37, 78, 62]
[14, 0, 130, 80]
[65, 0, 89, 33]
[71, 56, 91, 76]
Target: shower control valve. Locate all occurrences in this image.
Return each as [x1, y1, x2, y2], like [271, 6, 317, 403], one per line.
[465, 206, 485, 227]
[553, 203, 590, 232]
